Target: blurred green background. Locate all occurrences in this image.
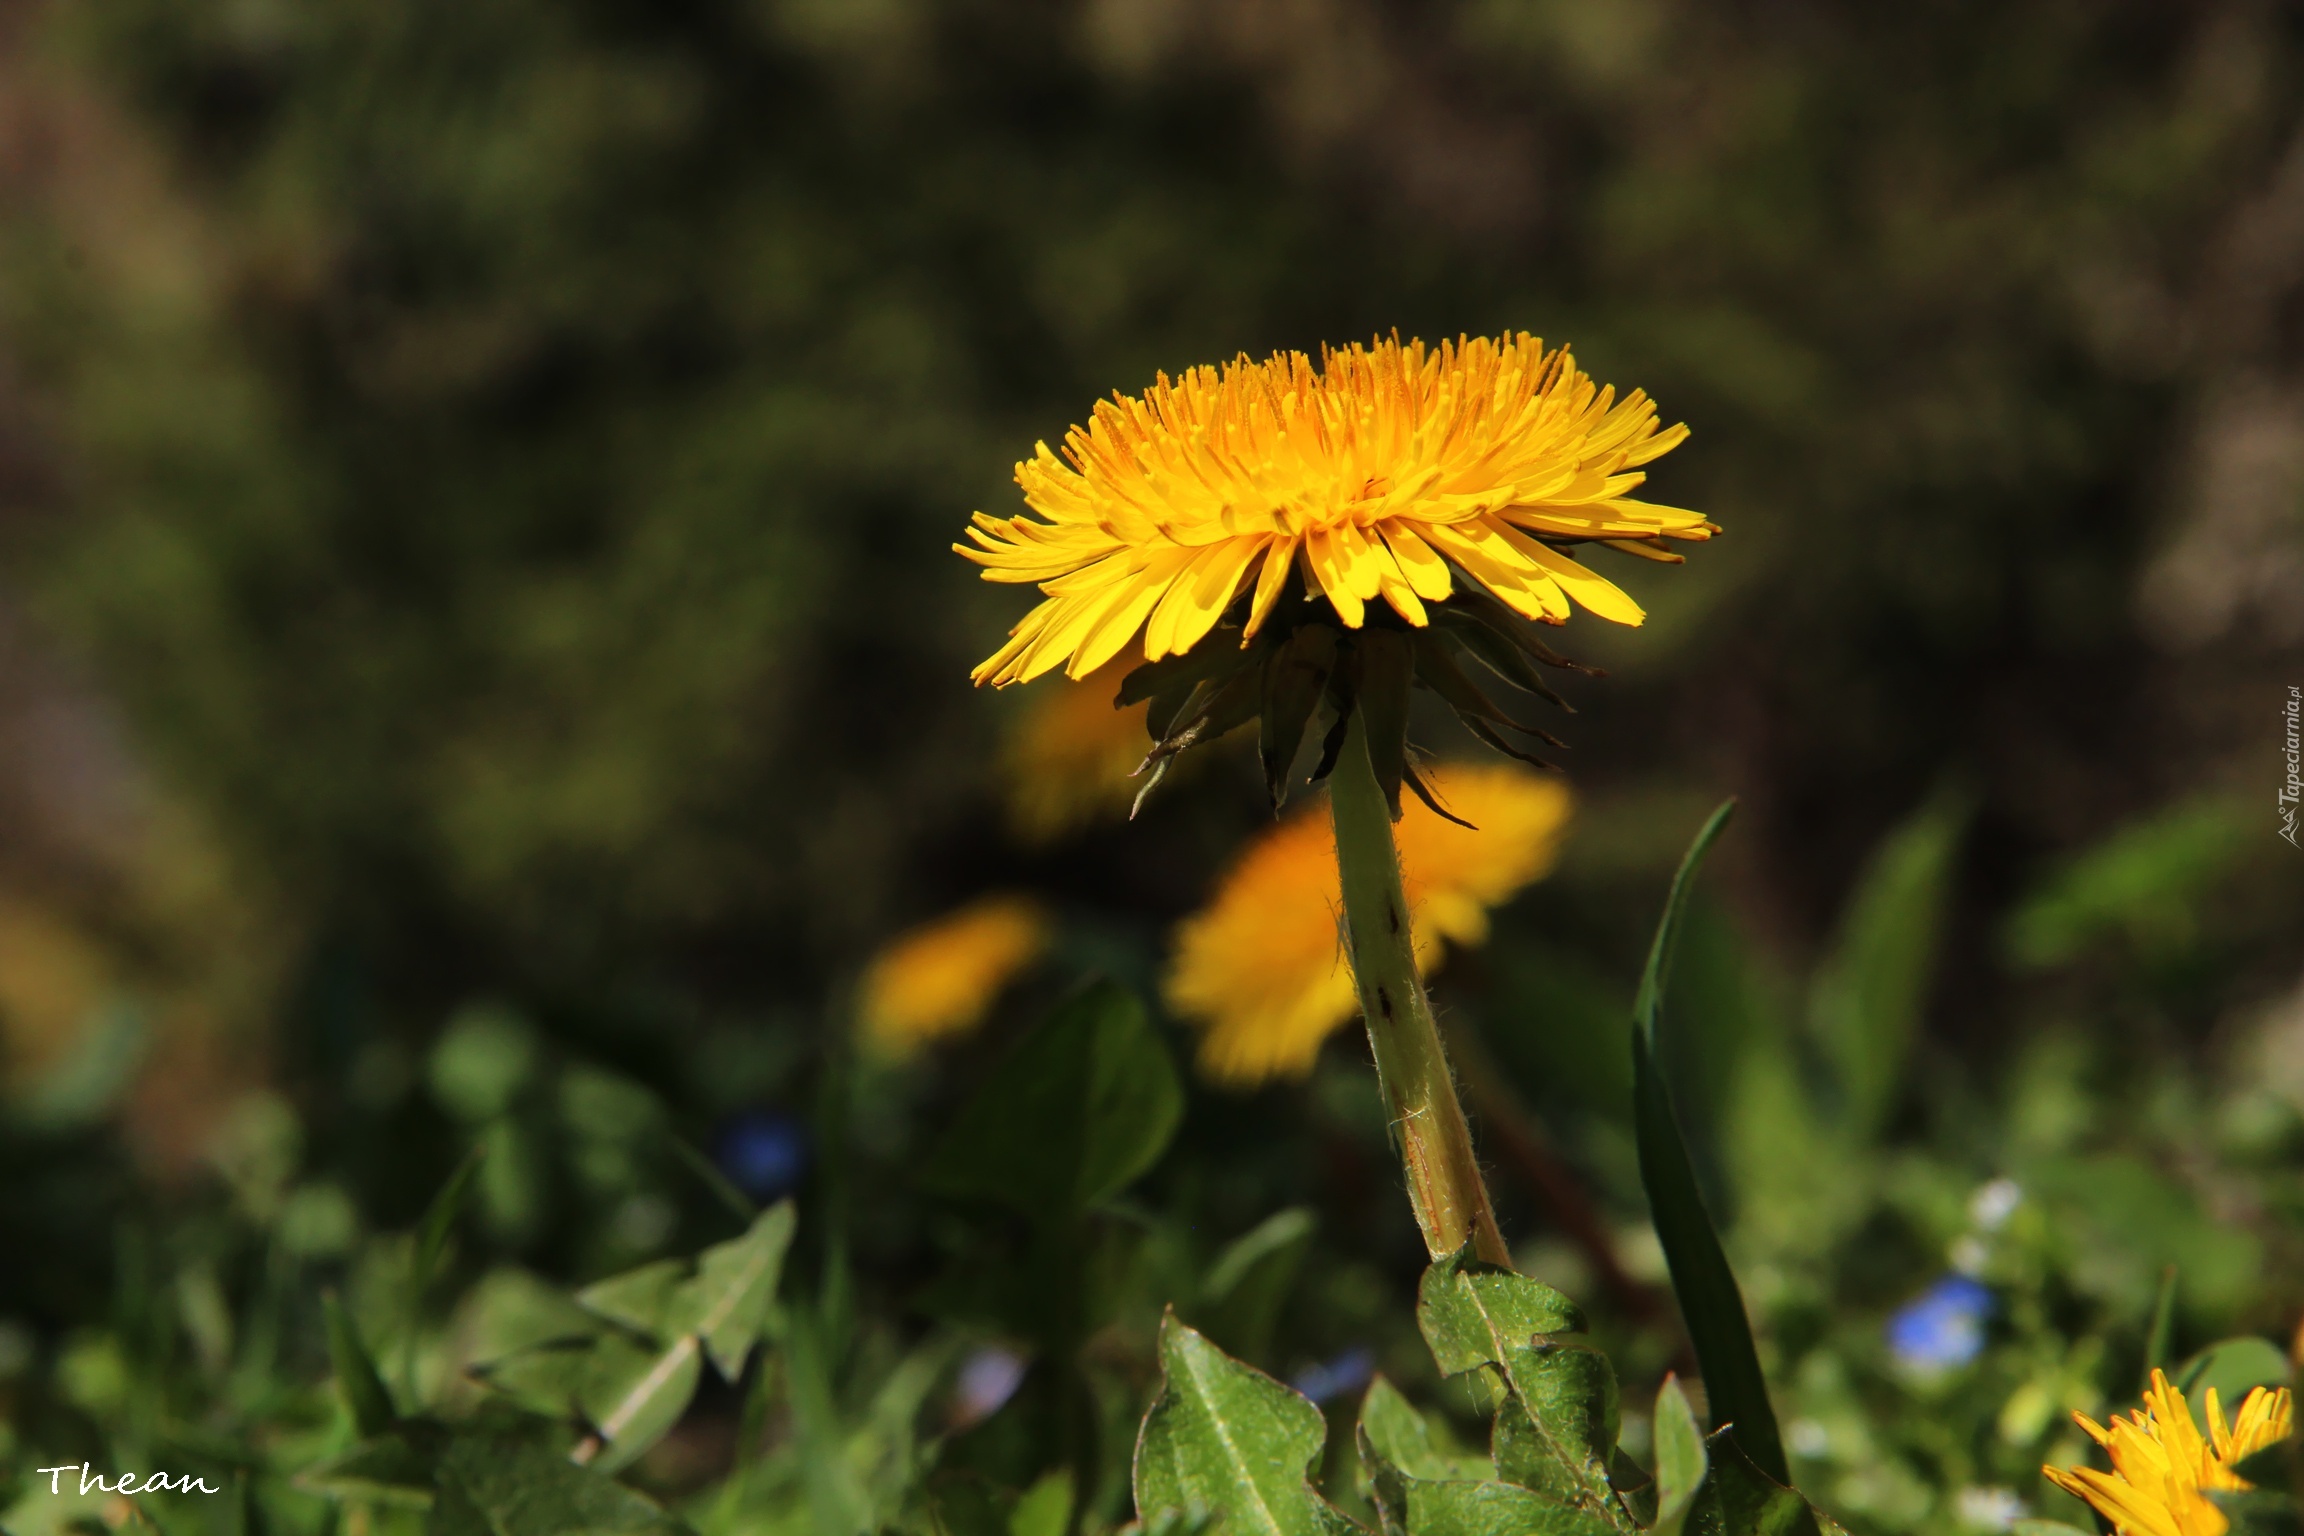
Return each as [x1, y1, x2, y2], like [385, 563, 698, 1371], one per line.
[0, 1, 2299, 1531]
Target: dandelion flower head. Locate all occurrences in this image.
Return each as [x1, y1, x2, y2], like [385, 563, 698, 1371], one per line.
[961, 334, 1712, 688]
[2044, 1369, 2293, 1536]
[860, 896, 1050, 1056]
[1165, 764, 1571, 1085]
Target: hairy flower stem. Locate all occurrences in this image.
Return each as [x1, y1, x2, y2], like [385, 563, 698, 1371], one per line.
[1330, 713, 1512, 1266]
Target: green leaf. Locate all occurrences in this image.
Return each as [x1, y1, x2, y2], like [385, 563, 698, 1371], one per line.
[930, 1475, 1012, 1536]
[412, 1146, 485, 1305]
[324, 1292, 397, 1438]
[1651, 1377, 1708, 1536]
[2210, 1490, 2304, 1536]
[1805, 788, 1966, 1138]
[1133, 1311, 1360, 1536]
[926, 981, 1182, 1215]
[1684, 1430, 1814, 1536]
[2175, 1337, 2291, 1428]
[2009, 1522, 2097, 1536]
[2231, 1442, 2298, 1491]
[1415, 1246, 1585, 1377]
[430, 1427, 690, 1535]
[1631, 802, 1790, 1487]
[2004, 796, 2251, 968]
[469, 1333, 605, 1415]
[577, 1260, 690, 1342]
[1358, 1377, 1494, 1485]
[1402, 1478, 1620, 1536]
[786, 1302, 873, 1536]
[1414, 1248, 1621, 1521]
[1198, 1208, 1316, 1364]
[1011, 1471, 1076, 1536]
[583, 1334, 704, 1476]
[294, 1431, 439, 1510]
[561, 1202, 794, 1471]
[575, 1201, 793, 1363]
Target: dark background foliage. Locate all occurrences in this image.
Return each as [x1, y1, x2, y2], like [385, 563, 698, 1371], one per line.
[0, 0, 2299, 1526]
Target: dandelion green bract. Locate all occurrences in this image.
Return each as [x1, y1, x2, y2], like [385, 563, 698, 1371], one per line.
[1134, 1312, 1360, 1536]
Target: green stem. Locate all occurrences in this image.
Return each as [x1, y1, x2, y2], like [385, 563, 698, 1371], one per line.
[1329, 712, 1511, 1266]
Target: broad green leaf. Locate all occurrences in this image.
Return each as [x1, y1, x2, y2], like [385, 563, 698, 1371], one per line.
[1488, 1385, 1622, 1518]
[2218, 1491, 2303, 1536]
[1806, 789, 1966, 1138]
[324, 1292, 397, 1437]
[2176, 1337, 2291, 1428]
[1011, 1471, 1075, 1536]
[786, 1303, 873, 1536]
[583, 1333, 704, 1476]
[573, 1204, 793, 1471]
[577, 1260, 689, 1341]
[2231, 1442, 2298, 1490]
[1134, 1311, 1359, 1536]
[930, 1475, 1011, 1536]
[1632, 802, 1790, 1487]
[1415, 1247, 1618, 1517]
[469, 1333, 604, 1417]
[1652, 1377, 1707, 1536]
[1415, 1247, 1585, 1377]
[1358, 1377, 1493, 1484]
[431, 1428, 689, 1535]
[1199, 1208, 1316, 1363]
[926, 981, 1182, 1216]
[2005, 797, 2250, 969]
[2208, 1489, 2304, 1536]
[294, 1431, 439, 1509]
[688, 1201, 796, 1377]
[1403, 1478, 1619, 1536]
[1685, 1430, 1812, 1536]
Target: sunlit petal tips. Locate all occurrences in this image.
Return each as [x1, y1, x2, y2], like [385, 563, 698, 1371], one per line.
[961, 334, 1713, 688]
[2043, 1370, 2293, 1536]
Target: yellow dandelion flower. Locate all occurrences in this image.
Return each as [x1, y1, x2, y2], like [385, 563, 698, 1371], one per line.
[959, 335, 1710, 823]
[1002, 657, 1153, 840]
[2044, 1370, 2294, 1536]
[960, 333, 1710, 688]
[859, 896, 1051, 1056]
[1165, 764, 1571, 1085]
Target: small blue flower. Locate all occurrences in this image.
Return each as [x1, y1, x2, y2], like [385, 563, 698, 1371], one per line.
[1291, 1346, 1376, 1405]
[1886, 1275, 1993, 1371]
[715, 1110, 808, 1202]
[951, 1344, 1030, 1428]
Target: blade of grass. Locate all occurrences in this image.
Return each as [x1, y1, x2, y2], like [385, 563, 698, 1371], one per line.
[667, 1130, 760, 1226]
[402, 1144, 483, 1401]
[1632, 800, 1791, 1486]
[2143, 1266, 2178, 1387]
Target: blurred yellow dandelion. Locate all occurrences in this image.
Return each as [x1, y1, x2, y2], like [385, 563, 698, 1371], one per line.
[1165, 764, 1571, 1085]
[2044, 1370, 2293, 1536]
[1003, 657, 1152, 840]
[961, 333, 1713, 687]
[859, 896, 1050, 1055]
